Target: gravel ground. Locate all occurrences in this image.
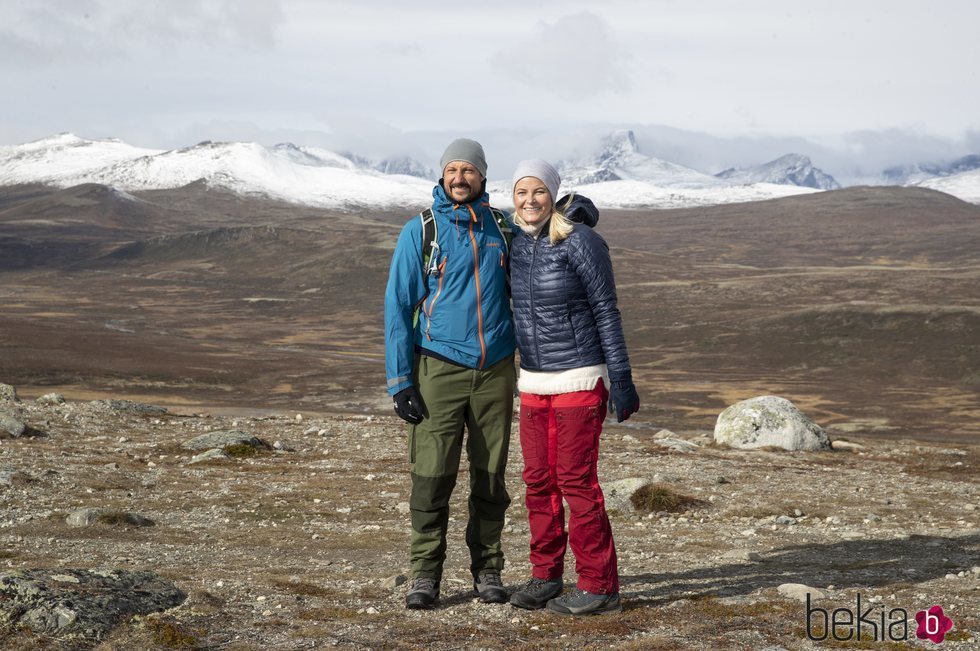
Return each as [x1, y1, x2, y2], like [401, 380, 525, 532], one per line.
[1, 393, 977, 649]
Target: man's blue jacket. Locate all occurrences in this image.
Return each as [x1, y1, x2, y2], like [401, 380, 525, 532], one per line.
[384, 184, 516, 396]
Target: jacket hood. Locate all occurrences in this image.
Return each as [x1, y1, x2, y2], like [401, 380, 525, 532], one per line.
[557, 194, 599, 228]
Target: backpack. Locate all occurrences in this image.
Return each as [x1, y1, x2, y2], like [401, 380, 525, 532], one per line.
[412, 206, 513, 321]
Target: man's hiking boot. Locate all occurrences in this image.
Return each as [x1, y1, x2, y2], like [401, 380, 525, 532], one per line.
[472, 570, 508, 604]
[405, 577, 440, 610]
[509, 577, 563, 610]
[546, 588, 622, 615]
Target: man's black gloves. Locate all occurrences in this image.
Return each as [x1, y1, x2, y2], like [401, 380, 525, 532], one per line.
[393, 386, 428, 424]
[608, 372, 640, 423]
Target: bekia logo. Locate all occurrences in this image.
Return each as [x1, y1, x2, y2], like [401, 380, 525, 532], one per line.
[806, 593, 955, 643]
[916, 605, 954, 644]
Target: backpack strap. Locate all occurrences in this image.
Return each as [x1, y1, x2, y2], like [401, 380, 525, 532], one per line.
[488, 207, 513, 254]
[413, 209, 437, 327]
[419, 208, 438, 277]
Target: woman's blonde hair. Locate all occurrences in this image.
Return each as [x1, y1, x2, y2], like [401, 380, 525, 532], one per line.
[513, 191, 576, 243]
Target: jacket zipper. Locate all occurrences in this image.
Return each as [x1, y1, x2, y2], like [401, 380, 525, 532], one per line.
[530, 236, 539, 363]
[424, 258, 447, 341]
[467, 205, 487, 368]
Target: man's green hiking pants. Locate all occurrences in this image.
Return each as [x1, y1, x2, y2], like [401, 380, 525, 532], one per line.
[408, 353, 515, 580]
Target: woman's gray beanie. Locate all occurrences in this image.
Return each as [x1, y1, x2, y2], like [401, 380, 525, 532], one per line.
[440, 138, 488, 177]
[512, 159, 561, 201]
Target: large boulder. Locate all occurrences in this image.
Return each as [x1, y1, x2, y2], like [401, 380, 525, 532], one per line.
[0, 568, 185, 643]
[714, 396, 831, 451]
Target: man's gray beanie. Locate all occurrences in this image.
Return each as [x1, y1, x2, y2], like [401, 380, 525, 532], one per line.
[440, 138, 488, 178]
[512, 159, 561, 202]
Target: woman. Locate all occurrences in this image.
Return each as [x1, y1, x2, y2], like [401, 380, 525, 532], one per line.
[507, 159, 640, 615]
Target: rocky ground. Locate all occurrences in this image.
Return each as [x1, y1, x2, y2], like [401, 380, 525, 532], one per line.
[1, 385, 977, 650]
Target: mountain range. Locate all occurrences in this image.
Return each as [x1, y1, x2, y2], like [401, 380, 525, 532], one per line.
[716, 153, 841, 190]
[2, 132, 978, 209]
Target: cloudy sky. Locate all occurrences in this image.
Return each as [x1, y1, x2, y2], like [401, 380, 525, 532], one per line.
[2, 0, 978, 179]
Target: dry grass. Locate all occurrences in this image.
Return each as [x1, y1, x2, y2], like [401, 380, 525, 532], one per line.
[630, 483, 708, 513]
[96, 510, 156, 527]
[144, 615, 202, 649]
[269, 578, 335, 598]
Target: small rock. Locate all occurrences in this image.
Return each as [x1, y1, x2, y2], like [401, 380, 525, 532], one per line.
[603, 477, 649, 514]
[189, 449, 230, 464]
[964, 504, 976, 512]
[91, 400, 167, 415]
[0, 412, 27, 438]
[831, 440, 866, 451]
[66, 508, 155, 528]
[295, 414, 303, 422]
[716, 476, 730, 484]
[66, 508, 104, 527]
[777, 583, 827, 602]
[944, 573, 958, 580]
[365, 607, 378, 614]
[396, 502, 411, 514]
[622, 434, 640, 444]
[0, 469, 28, 486]
[36, 393, 66, 406]
[0, 384, 19, 403]
[721, 550, 763, 562]
[657, 438, 700, 453]
[653, 429, 676, 440]
[775, 516, 796, 525]
[272, 440, 294, 452]
[382, 574, 407, 590]
[181, 430, 264, 451]
[666, 598, 692, 608]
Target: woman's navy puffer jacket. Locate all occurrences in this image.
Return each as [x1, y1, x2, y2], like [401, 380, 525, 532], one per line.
[510, 219, 631, 377]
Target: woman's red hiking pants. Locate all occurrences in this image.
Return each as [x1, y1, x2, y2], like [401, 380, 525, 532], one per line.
[518, 380, 619, 594]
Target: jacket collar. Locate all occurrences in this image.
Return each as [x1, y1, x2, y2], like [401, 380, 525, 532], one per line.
[432, 184, 491, 221]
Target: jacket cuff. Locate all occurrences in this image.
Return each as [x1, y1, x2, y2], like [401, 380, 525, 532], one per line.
[386, 376, 414, 396]
[607, 370, 633, 386]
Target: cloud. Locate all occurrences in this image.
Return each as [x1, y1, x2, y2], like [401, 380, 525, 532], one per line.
[0, 0, 284, 66]
[491, 11, 632, 98]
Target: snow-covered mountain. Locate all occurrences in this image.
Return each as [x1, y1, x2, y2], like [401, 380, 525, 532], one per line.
[341, 152, 432, 179]
[881, 155, 980, 185]
[558, 130, 726, 189]
[0, 134, 434, 209]
[716, 154, 841, 190]
[8, 132, 977, 210]
[918, 168, 980, 204]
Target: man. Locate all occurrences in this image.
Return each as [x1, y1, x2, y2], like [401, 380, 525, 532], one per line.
[384, 138, 516, 610]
